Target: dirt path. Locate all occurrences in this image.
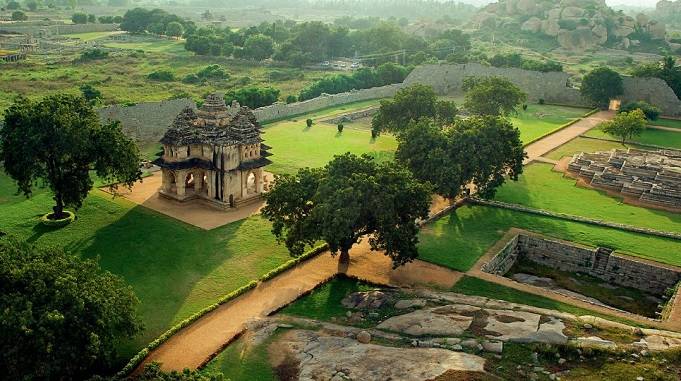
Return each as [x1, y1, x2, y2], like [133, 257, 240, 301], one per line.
[136, 239, 462, 373]
[524, 111, 614, 164]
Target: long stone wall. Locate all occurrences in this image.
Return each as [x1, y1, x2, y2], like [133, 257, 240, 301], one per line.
[404, 63, 681, 117]
[0, 23, 118, 36]
[483, 233, 681, 295]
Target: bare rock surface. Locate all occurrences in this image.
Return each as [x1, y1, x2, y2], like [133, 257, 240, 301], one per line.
[394, 299, 427, 309]
[377, 307, 474, 336]
[342, 290, 396, 310]
[277, 330, 486, 381]
[483, 309, 541, 340]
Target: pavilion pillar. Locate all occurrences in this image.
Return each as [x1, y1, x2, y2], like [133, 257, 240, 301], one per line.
[207, 171, 214, 198]
[176, 170, 187, 197]
[256, 169, 264, 194]
[195, 171, 204, 192]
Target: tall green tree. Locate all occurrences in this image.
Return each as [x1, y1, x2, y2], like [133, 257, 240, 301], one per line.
[371, 84, 457, 135]
[0, 235, 140, 380]
[396, 116, 525, 199]
[580, 67, 624, 109]
[462, 76, 527, 117]
[1, 94, 142, 219]
[600, 109, 647, 144]
[242, 34, 274, 61]
[165, 21, 184, 38]
[262, 154, 431, 266]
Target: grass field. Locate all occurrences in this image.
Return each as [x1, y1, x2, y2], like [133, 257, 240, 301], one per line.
[493, 163, 681, 234]
[263, 100, 397, 174]
[584, 127, 681, 150]
[0, 176, 294, 360]
[281, 276, 375, 320]
[650, 118, 681, 129]
[509, 104, 589, 144]
[418, 203, 681, 271]
[67, 31, 124, 41]
[202, 334, 278, 381]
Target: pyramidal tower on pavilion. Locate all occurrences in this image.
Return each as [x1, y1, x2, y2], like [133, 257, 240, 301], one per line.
[153, 93, 272, 209]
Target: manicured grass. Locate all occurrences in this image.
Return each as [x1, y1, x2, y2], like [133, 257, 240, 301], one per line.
[263, 101, 397, 174]
[66, 31, 123, 41]
[0, 180, 294, 361]
[493, 163, 681, 234]
[650, 118, 681, 129]
[510, 104, 588, 145]
[280, 276, 375, 320]
[584, 127, 681, 150]
[418, 204, 681, 271]
[201, 334, 278, 381]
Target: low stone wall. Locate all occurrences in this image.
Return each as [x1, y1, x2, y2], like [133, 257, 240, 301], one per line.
[253, 84, 402, 123]
[0, 23, 118, 36]
[98, 98, 196, 141]
[483, 233, 681, 295]
[404, 63, 681, 117]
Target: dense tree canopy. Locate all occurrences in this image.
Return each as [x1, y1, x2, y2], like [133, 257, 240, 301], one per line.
[371, 85, 458, 134]
[462, 76, 527, 117]
[0, 235, 140, 380]
[580, 67, 624, 109]
[619, 101, 660, 121]
[395, 116, 525, 199]
[224, 86, 280, 109]
[0, 94, 142, 218]
[262, 154, 431, 266]
[298, 63, 410, 101]
[601, 109, 647, 144]
[241, 34, 275, 61]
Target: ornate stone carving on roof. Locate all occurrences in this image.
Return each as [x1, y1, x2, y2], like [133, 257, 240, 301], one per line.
[160, 94, 263, 147]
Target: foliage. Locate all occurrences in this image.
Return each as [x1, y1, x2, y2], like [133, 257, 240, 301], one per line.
[120, 8, 194, 36]
[242, 34, 275, 61]
[600, 109, 647, 144]
[371, 84, 457, 134]
[138, 363, 224, 381]
[6, 0, 19, 9]
[71, 12, 87, 24]
[146, 70, 175, 82]
[165, 21, 184, 38]
[306, 118, 313, 127]
[0, 94, 141, 217]
[10, 9, 26, 20]
[338, 123, 344, 133]
[285, 94, 297, 104]
[39, 210, 75, 227]
[619, 101, 660, 121]
[196, 64, 229, 81]
[631, 56, 681, 99]
[224, 86, 280, 109]
[262, 153, 431, 266]
[80, 84, 102, 105]
[463, 76, 527, 117]
[298, 63, 410, 101]
[0, 235, 140, 380]
[581, 67, 624, 109]
[395, 116, 524, 199]
[77, 48, 109, 62]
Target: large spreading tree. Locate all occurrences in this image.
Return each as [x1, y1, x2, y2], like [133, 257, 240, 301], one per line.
[262, 153, 431, 266]
[462, 76, 527, 117]
[0, 235, 140, 380]
[396, 116, 525, 199]
[580, 67, 623, 109]
[371, 84, 458, 135]
[1, 94, 142, 219]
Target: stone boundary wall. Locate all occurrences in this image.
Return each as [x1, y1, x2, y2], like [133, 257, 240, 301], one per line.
[483, 233, 681, 295]
[0, 23, 118, 36]
[468, 197, 681, 241]
[252, 84, 402, 122]
[323, 107, 378, 124]
[97, 98, 196, 141]
[404, 63, 681, 117]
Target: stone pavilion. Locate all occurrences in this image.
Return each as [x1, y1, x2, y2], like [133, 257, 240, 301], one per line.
[153, 94, 272, 209]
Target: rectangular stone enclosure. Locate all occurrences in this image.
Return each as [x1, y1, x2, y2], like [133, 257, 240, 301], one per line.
[482, 233, 681, 296]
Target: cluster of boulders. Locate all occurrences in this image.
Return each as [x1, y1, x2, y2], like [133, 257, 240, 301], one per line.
[471, 0, 667, 51]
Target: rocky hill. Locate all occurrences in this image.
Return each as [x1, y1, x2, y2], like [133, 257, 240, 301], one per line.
[472, 0, 667, 51]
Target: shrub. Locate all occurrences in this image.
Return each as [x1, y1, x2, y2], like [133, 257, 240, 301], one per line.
[522, 104, 528, 111]
[538, 98, 545, 105]
[71, 12, 87, 24]
[11, 10, 27, 21]
[77, 48, 109, 62]
[224, 86, 280, 109]
[39, 211, 75, 227]
[196, 64, 229, 81]
[306, 118, 313, 127]
[181, 73, 200, 84]
[285, 94, 297, 104]
[146, 70, 175, 82]
[619, 101, 661, 121]
[337, 123, 344, 133]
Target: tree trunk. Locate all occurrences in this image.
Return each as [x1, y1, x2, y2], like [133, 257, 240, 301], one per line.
[52, 193, 65, 219]
[339, 248, 350, 264]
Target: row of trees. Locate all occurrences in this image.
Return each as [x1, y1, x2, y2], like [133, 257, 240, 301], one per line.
[264, 81, 526, 266]
[120, 7, 194, 38]
[298, 63, 411, 101]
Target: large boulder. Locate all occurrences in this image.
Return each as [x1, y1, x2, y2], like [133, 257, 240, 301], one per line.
[591, 24, 608, 44]
[342, 290, 396, 310]
[557, 28, 598, 50]
[561, 6, 585, 18]
[647, 20, 666, 39]
[522, 17, 543, 33]
[542, 19, 562, 36]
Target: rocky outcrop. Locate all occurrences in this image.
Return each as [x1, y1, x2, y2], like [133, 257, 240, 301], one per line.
[472, 0, 668, 51]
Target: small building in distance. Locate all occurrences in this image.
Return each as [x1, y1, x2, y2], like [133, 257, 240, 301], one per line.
[153, 93, 272, 209]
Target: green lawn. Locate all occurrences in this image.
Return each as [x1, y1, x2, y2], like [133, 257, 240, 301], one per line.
[493, 163, 681, 234]
[281, 276, 375, 320]
[650, 118, 681, 129]
[201, 334, 278, 381]
[510, 104, 589, 145]
[418, 203, 681, 271]
[263, 101, 397, 174]
[0, 179, 294, 361]
[67, 31, 123, 41]
[584, 127, 681, 150]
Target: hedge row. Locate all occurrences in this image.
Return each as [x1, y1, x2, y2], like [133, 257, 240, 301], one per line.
[116, 243, 329, 378]
[468, 197, 681, 241]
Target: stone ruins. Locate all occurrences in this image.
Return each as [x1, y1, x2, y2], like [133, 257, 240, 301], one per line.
[153, 93, 272, 209]
[567, 148, 681, 209]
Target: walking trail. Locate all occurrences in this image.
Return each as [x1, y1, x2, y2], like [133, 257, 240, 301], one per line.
[134, 110, 616, 373]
